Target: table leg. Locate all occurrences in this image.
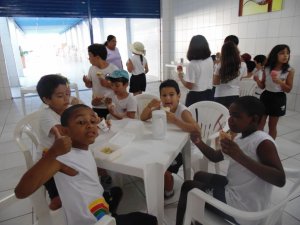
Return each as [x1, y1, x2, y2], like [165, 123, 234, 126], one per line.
[182, 139, 191, 180]
[143, 163, 164, 225]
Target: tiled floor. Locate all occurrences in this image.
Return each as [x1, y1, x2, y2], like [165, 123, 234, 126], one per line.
[1, 82, 300, 225]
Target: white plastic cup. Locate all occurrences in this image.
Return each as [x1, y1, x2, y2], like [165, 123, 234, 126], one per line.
[152, 110, 167, 139]
[99, 119, 109, 132]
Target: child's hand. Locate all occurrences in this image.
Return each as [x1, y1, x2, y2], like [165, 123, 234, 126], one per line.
[177, 65, 183, 73]
[253, 75, 259, 82]
[190, 132, 202, 144]
[92, 96, 104, 106]
[104, 97, 112, 106]
[70, 97, 80, 105]
[83, 75, 90, 84]
[49, 135, 72, 158]
[147, 99, 161, 109]
[220, 138, 242, 159]
[166, 111, 176, 123]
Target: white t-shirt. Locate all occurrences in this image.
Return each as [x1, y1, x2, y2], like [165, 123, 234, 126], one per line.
[87, 64, 117, 109]
[174, 102, 189, 119]
[106, 47, 123, 69]
[253, 68, 264, 97]
[265, 67, 292, 92]
[108, 93, 137, 119]
[225, 131, 275, 225]
[129, 54, 148, 75]
[55, 147, 106, 225]
[37, 107, 61, 161]
[214, 62, 247, 97]
[184, 57, 214, 92]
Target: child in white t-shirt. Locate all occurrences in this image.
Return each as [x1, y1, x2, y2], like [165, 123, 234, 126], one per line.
[175, 96, 286, 225]
[140, 79, 199, 199]
[104, 70, 137, 120]
[15, 104, 157, 225]
[83, 43, 118, 118]
[36, 74, 71, 210]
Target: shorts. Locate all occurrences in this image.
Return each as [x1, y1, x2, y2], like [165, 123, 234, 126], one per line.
[185, 89, 213, 107]
[167, 153, 183, 174]
[93, 108, 109, 119]
[214, 95, 239, 109]
[129, 73, 146, 93]
[260, 90, 286, 117]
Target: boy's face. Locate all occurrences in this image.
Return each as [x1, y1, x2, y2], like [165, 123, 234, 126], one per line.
[160, 87, 180, 112]
[43, 84, 70, 115]
[64, 107, 99, 150]
[88, 52, 98, 66]
[228, 103, 253, 133]
[111, 82, 128, 96]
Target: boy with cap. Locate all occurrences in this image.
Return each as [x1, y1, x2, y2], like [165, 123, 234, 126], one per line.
[104, 69, 137, 120]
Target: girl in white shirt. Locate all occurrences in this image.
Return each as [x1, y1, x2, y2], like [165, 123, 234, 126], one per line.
[177, 35, 213, 106]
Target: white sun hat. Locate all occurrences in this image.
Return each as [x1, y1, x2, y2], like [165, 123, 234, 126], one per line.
[130, 42, 146, 55]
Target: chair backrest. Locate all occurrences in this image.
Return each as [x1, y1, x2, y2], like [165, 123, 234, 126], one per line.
[135, 93, 160, 119]
[14, 110, 67, 225]
[183, 167, 300, 225]
[239, 78, 257, 96]
[188, 101, 229, 143]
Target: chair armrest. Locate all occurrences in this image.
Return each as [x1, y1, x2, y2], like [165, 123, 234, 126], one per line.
[188, 188, 288, 221]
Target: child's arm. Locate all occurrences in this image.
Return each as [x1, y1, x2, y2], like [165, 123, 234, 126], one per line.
[140, 99, 161, 121]
[273, 68, 294, 93]
[15, 136, 76, 199]
[191, 132, 224, 163]
[253, 71, 266, 89]
[83, 75, 92, 88]
[167, 110, 200, 133]
[221, 138, 286, 187]
[99, 77, 112, 88]
[126, 59, 133, 73]
[213, 74, 220, 85]
[144, 63, 149, 74]
[126, 111, 136, 119]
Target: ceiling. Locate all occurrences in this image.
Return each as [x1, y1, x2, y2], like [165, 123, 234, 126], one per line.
[0, 0, 160, 34]
[13, 17, 83, 34]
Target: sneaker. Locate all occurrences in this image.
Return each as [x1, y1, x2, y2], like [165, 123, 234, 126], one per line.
[164, 189, 175, 199]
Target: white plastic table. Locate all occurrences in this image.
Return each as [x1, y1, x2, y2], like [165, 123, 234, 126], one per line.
[20, 82, 79, 115]
[92, 119, 191, 225]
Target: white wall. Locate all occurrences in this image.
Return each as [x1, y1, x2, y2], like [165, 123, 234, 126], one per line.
[161, 0, 300, 112]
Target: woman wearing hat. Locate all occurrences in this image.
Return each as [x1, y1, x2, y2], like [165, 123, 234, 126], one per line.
[126, 41, 149, 96]
[104, 35, 123, 69]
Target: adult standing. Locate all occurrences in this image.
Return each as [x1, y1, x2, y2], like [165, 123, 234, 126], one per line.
[177, 35, 213, 107]
[105, 35, 123, 69]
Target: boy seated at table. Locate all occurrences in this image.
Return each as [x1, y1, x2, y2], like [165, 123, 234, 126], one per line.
[140, 79, 200, 199]
[36, 74, 72, 210]
[15, 104, 157, 225]
[104, 69, 137, 120]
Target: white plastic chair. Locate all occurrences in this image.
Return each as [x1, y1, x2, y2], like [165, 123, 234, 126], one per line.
[135, 93, 160, 119]
[188, 101, 229, 173]
[183, 167, 300, 225]
[239, 78, 257, 96]
[14, 110, 116, 225]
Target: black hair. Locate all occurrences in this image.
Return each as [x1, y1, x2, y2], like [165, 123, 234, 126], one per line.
[106, 77, 128, 85]
[253, 54, 266, 65]
[104, 35, 116, 46]
[36, 74, 68, 103]
[219, 41, 241, 83]
[241, 53, 251, 62]
[224, 35, 239, 46]
[265, 44, 290, 73]
[61, 104, 90, 127]
[159, 79, 180, 95]
[187, 35, 211, 61]
[88, 44, 107, 60]
[245, 61, 256, 73]
[233, 96, 265, 121]
[211, 55, 216, 61]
